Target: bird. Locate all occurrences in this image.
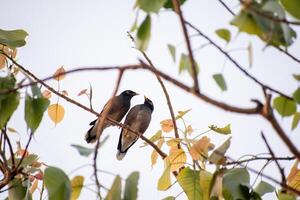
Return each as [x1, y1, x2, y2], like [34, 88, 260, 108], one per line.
[85, 90, 138, 143]
[116, 96, 154, 160]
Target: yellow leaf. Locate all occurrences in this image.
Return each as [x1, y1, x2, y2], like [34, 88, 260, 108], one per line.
[287, 160, 300, 191]
[189, 136, 214, 161]
[71, 176, 84, 200]
[157, 158, 171, 191]
[166, 138, 181, 147]
[77, 89, 88, 96]
[186, 125, 193, 135]
[7, 127, 18, 133]
[29, 179, 38, 194]
[48, 103, 65, 124]
[200, 170, 213, 200]
[53, 66, 66, 81]
[151, 138, 164, 167]
[42, 90, 52, 99]
[176, 109, 191, 119]
[168, 147, 186, 172]
[0, 54, 6, 69]
[61, 90, 68, 96]
[160, 119, 174, 133]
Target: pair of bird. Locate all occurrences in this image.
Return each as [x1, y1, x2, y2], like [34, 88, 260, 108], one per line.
[85, 90, 154, 160]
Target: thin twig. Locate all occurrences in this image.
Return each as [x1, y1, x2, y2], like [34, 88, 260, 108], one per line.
[275, 46, 300, 65]
[217, 0, 235, 16]
[172, 0, 200, 94]
[16, 132, 33, 170]
[226, 156, 295, 165]
[93, 69, 124, 198]
[261, 132, 287, 185]
[2, 126, 15, 169]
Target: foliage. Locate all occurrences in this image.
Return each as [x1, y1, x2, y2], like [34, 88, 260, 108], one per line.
[0, 0, 300, 199]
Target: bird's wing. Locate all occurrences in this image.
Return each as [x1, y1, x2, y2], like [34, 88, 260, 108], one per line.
[118, 106, 151, 153]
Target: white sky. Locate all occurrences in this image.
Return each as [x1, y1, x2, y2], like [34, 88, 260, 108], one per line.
[1, 0, 300, 199]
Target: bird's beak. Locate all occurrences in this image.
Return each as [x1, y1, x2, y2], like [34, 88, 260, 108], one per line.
[134, 92, 139, 96]
[144, 95, 148, 100]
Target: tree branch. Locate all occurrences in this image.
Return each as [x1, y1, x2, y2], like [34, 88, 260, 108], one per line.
[172, 0, 200, 94]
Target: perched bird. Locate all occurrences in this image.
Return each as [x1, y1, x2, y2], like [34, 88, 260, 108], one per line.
[85, 90, 138, 143]
[116, 96, 154, 160]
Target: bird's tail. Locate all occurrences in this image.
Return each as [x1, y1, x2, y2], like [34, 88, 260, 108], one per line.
[116, 151, 126, 160]
[85, 125, 97, 143]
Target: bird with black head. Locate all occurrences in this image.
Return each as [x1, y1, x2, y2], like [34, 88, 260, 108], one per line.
[117, 96, 154, 160]
[85, 90, 138, 143]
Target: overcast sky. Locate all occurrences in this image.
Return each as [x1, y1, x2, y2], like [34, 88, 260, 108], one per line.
[1, 0, 300, 199]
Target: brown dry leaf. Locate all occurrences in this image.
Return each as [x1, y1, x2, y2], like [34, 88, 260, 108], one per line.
[77, 89, 89, 96]
[12, 48, 17, 59]
[287, 160, 300, 191]
[61, 90, 68, 96]
[0, 54, 6, 69]
[189, 136, 214, 161]
[48, 103, 65, 124]
[29, 179, 38, 194]
[160, 119, 174, 133]
[7, 127, 18, 133]
[16, 141, 29, 157]
[151, 138, 164, 167]
[42, 90, 52, 99]
[53, 66, 66, 81]
[168, 147, 186, 172]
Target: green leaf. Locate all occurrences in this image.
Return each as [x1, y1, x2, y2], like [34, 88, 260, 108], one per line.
[200, 170, 213, 200]
[71, 135, 109, 157]
[293, 74, 300, 81]
[124, 172, 139, 200]
[25, 95, 50, 132]
[0, 76, 20, 128]
[215, 29, 231, 43]
[44, 166, 71, 200]
[141, 130, 161, 147]
[177, 167, 201, 200]
[273, 96, 297, 117]
[280, 0, 300, 19]
[157, 159, 171, 191]
[223, 168, 250, 200]
[278, 190, 296, 200]
[0, 29, 28, 48]
[138, 0, 167, 13]
[8, 179, 32, 200]
[209, 124, 231, 135]
[208, 137, 231, 165]
[230, 7, 296, 47]
[136, 15, 151, 51]
[30, 84, 42, 98]
[105, 175, 121, 200]
[71, 176, 84, 200]
[247, 42, 253, 68]
[292, 112, 300, 130]
[254, 181, 275, 197]
[163, 0, 187, 9]
[212, 73, 227, 91]
[179, 53, 199, 77]
[162, 196, 176, 200]
[167, 44, 176, 62]
[293, 87, 300, 104]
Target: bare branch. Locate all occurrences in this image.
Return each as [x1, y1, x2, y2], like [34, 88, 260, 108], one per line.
[261, 132, 286, 185]
[172, 0, 200, 94]
[217, 0, 236, 16]
[226, 156, 295, 165]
